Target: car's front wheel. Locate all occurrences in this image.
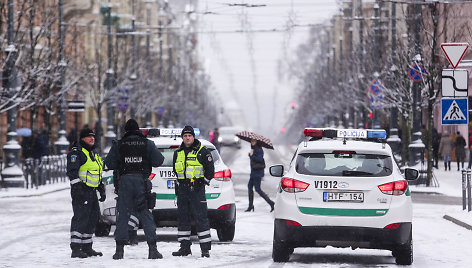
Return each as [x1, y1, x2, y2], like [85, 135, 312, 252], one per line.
[95, 220, 111, 237]
[272, 229, 291, 262]
[216, 222, 235, 242]
[393, 230, 413, 265]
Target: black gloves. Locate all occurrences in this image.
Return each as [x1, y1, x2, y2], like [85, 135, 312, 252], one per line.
[71, 182, 84, 199]
[98, 182, 106, 202]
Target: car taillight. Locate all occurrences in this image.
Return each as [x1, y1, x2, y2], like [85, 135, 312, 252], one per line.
[281, 177, 309, 193]
[378, 180, 408, 195]
[218, 204, 231, 210]
[148, 173, 156, 180]
[285, 219, 302, 226]
[214, 169, 232, 181]
[384, 223, 402, 229]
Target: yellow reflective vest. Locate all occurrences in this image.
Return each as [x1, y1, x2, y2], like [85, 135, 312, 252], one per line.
[174, 145, 204, 183]
[78, 147, 103, 187]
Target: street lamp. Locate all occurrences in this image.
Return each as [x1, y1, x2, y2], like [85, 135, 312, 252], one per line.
[1, 0, 24, 187]
[104, 0, 117, 154]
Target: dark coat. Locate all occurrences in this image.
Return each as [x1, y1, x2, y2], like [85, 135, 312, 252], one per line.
[104, 130, 165, 172]
[31, 134, 48, 159]
[250, 145, 265, 178]
[455, 134, 467, 160]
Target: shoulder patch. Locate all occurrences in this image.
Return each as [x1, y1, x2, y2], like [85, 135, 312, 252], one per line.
[71, 155, 77, 163]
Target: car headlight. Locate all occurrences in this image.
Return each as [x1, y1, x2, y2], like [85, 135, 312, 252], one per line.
[218, 137, 223, 142]
[233, 137, 239, 142]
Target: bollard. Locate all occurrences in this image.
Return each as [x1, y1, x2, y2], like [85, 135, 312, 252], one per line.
[468, 169, 471, 212]
[462, 170, 467, 210]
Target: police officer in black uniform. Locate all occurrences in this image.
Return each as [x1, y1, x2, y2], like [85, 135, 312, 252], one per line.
[104, 119, 165, 260]
[172, 125, 215, 258]
[67, 128, 106, 258]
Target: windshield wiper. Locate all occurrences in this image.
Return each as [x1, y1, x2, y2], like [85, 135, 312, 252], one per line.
[342, 170, 373, 176]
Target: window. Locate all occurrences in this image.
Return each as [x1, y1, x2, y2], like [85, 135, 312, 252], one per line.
[296, 152, 392, 176]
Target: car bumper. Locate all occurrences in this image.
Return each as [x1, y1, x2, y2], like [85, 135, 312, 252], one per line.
[152, 203, 236, 228]
[274, 219, 411, 250]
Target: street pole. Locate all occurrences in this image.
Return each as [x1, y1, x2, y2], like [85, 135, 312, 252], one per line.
[408, 3, 425, 166]
[55, 0, 70, 155]
[129, 0, 137, 118]
[145, 3, 152, 127]
[387, 1, 402, 159]
[104, 1, 116, 154]
[1, 0, 23, 187]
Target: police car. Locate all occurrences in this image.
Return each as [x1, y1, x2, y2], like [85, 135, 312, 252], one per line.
[97, 128, 236, 242]
[269, 128, 419, 264]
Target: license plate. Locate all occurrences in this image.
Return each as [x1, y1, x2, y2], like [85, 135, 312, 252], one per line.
[323, 191, 364, 202]
[167, 180, 175, 189]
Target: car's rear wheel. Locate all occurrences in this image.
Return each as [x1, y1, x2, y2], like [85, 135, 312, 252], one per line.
[394, 230, 413, 265]
[217, 222, 235, 242]
[95, 220, 111, 237]
[272, 229, 291, 262]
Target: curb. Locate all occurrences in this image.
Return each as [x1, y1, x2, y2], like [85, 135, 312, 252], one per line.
[443, 215, 472, 231]
[0, 187, 69, 199]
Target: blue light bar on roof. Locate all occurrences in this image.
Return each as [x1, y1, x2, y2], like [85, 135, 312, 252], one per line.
[367, 129, 387, 139]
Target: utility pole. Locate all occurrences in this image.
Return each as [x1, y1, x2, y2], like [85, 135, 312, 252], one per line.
[104, 0, 117, 154]
[372, 1, 380, 129]
[129, 0, 137, 118]
[409, 3, 425, 166]
[55, 0, 70, 155]
[1, 0, 23, 187]
[357, 0, 365, 129]
[145, 2, 152, 127]
[387, 1, 402, 159]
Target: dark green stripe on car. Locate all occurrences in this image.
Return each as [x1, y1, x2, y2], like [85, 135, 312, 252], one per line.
[299, 206, 388, 216]
[156, 193, 221, 200]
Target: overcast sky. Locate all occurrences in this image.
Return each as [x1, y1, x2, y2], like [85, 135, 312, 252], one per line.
[197, 0, 339, 137]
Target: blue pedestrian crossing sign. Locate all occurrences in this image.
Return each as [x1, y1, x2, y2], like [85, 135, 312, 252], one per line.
[441, 98, 468, 125]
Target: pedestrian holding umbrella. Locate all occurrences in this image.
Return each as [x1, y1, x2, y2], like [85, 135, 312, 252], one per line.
[236, 131, 275, 212]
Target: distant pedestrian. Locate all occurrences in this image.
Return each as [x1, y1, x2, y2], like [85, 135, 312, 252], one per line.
[455, 131, 466, 170]
[432, 128, 440, 169]
[439, 131, 453, 171]
[212, 128, 221, 153]
[468, 132, 472, 169]
[245, 139, 274, 212]
[32, 130, 48, 185]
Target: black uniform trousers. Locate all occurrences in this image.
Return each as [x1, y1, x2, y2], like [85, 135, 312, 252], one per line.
[177, 184, 211, 251]
[70, 185, 99, 250]
[115, 174, 157, 243]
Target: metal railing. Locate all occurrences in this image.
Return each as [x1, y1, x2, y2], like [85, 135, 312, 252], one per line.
[22, 155, 67, 189]
[462, 169, 472, 212]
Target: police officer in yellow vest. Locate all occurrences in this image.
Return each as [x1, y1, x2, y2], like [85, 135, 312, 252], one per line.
[67, 128, 106, 258]
[172, 125, 215, 258]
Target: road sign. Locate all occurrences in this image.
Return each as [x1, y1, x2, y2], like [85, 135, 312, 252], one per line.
[441, 43, 469, 69]
[442, 69, 468, 97]
[408, 64, 425, 82]
[441, 98, 468, 125]
[367, 80, 385, 109]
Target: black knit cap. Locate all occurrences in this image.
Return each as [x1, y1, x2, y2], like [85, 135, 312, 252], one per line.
[124, 119, 139, 132]
[181, 125, 195, 137]
[80, 128, 95, 139]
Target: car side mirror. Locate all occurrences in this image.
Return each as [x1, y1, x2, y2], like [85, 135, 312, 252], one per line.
[270, 165, 284, 177]
[404, 168, 419, 181]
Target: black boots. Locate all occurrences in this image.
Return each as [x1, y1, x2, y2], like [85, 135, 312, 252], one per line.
[172, 246, 192, 256]
[71, 248, 88, 258]
[148, 242, 163, 259]
[260, 192, 275, 212]
[246, 191, 254, 212]
[201, 250, 210, 258]
[112, 242, 125, 260]
[82, 243, 103, 257]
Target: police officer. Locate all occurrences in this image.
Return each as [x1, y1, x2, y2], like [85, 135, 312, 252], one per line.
[172, 125, 215, 258]
[104, 119, 165, 260]
[67, 128, 106, 258]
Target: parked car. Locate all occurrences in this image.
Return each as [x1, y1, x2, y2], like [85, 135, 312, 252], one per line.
[269, 128, 419, 264]
[96, 128, 236, 242]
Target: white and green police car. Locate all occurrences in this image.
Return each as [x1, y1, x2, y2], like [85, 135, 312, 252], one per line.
[269, 128, 419, 264]
[97, 128, 236, 242]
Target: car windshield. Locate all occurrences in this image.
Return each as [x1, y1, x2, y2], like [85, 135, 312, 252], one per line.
[295, 152, 393, 176]
[158, 147, 221, 167]
[220, 128, 238, 135]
